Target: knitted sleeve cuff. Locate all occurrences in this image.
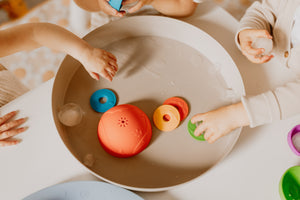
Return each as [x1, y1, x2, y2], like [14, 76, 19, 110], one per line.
[241, 91, 280, 127]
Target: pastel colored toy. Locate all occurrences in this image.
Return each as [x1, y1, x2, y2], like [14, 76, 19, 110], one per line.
[187, 120, 205, 141]
[153, 105, 180, 132]
[90, 89, 116, 113]
[163, 97, 189, 121]
[279, 166, 300, 200]
[98, 104, 152, 158]
[109, 0, 123, 11]
[287, 124, 300, 156]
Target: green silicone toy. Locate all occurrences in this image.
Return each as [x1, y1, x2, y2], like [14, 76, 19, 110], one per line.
[187, 120, 205, 141]
[279, 166, 300, 200]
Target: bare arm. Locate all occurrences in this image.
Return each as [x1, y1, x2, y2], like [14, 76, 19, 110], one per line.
[74, 0, 197, 17]
[150, 0, 197, 17]
[0, 23, 88, 60]
[0, 23, 118, 81]
[123, 0, 197, 17]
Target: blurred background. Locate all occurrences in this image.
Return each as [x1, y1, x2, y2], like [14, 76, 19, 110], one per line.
[0, 0, 256, 89]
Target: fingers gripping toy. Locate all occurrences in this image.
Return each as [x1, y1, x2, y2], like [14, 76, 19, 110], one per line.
[109, 0, 123, 11]
[187, 120, 205, 141]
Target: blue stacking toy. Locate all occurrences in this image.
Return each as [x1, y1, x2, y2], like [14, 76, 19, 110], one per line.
[109, 0, 123, 11]
[90, 89, 117, 113]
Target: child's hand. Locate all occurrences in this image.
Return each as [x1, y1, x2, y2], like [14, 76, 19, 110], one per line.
[239, 29, 274, 64]
[122, 0, 153, 13]
[0, 111, 27, 147]
[81, 47, 118, 81]
[98, 0, 126, 17]
[191, 103, 249, 143]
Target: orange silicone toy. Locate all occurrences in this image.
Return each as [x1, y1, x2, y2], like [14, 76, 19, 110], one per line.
[98, 104, 152, 158]
[163, 97, 189, 121]
[153, 105, 180, 132]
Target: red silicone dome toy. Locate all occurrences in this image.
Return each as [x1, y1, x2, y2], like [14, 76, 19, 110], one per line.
[98, 104, 152, 158]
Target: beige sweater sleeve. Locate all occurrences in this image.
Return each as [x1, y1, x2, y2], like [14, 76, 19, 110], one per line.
[237, 0, 300, 127]
[239, 0, 279, 33]
[235, 0, 279, 49]
[242, 79, 300, 127]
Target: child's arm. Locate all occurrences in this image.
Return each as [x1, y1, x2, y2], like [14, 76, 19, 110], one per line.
[124, 0, 198, 17]
[0, 111, 27, 147]
[191, 102, 250, 144]
[0, 23, 118, 81]
[74, 0, 197, 17]
[192, 78, 300, 144]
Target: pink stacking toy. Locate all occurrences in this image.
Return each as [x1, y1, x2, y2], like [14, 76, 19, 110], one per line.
[287, 124, 300, 156]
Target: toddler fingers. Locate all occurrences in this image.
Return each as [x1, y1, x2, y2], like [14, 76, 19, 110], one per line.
[109, 60, 118, 71]
[89, 72, 100, 80]
[0, 111, 17, 125]
[0, 127, 27, 140]
[128, 1, 144, 13]
[100, 70, 113, 82]
[251, 54, 273, 64]
[0, 139, 20, 147]
[0, 117, 27, 132]
[206, 133, 220, 144]
[244, 53, 266, 64]
[252, 30, 272, 39]
[191, 114, 204, 124]
[122, 0, 137, 5]
[203, 130, 214, 143]
[105, 67, 116, 77]
[242, 42, 264, 55]
[260, 54, 274, 63]
[106, 52, 117, 61]
[104, 3, 124, 17]
[194, 123, 206, 137]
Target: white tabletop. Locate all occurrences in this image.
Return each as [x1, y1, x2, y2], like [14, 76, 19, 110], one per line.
[1, 2, 299, 200]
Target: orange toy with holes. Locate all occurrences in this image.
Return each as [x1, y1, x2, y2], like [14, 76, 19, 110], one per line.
[98, 104, 152, 158]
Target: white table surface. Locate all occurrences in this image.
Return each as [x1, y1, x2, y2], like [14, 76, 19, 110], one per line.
[1, 2, 300, 200]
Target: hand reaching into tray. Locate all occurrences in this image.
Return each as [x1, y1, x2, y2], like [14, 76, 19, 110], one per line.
[191, 103, 250, 143]
[80, 47, 118, 81]
[0, 23, 119, 82]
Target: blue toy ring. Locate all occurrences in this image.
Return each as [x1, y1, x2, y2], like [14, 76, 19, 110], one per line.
[90, 89, 117, 113]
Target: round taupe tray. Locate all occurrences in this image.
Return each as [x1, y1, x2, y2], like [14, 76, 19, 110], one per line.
[52, 16, 245, 192]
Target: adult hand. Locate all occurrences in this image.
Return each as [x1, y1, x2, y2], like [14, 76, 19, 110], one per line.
[0, 111, 27, 147]
[239, 29, 274, 64]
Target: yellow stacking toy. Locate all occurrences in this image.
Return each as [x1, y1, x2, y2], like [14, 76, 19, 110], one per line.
[153, 104, 180, 132]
